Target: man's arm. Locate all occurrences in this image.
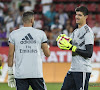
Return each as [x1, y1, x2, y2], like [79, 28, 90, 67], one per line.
[7, 43, 16, 88]
[76, 44, 93, 58]
[58, 38, 93, 58]
[8, 43, 15, 67]
[0, 56, 2, 66]
[41, 43, 50, 57]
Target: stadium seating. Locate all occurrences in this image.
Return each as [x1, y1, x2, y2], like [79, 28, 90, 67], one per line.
[87, 19, 95, 28]
[65, 4, 75, 12]
[89, 0, 99, 1]
[80, 0, 88, 1]
[55, 4, 65, 12]
[76, 3, 87, 7]
[96, 15, 100, 22]
[33, 0, 100, 28]
[87, 3, 96, 12]
[0, 0, 12, 2]
[33, 4, 42, 13]
[97, 4, 100, 11]
[87, 14, 95, 21]
[53, 0, 69, 2]
[67, 0, 77, 2]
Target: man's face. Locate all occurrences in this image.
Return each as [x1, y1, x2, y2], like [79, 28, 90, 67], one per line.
[75, 11, 87, 24]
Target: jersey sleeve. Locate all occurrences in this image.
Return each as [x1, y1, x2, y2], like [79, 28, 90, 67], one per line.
[8, 32, 15, 45]
[84, 32, 94, 45]
[41, 31, 48, 43]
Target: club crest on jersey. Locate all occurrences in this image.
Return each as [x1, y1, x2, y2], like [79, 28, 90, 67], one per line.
[20, 33, 36, 44]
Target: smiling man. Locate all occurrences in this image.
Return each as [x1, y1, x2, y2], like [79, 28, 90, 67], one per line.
[57, 6, 94, 90]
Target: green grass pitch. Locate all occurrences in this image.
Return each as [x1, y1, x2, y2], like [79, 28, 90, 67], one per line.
[0, 83, 100, 90]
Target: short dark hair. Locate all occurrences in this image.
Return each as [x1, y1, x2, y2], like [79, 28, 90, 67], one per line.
[22, 11, 34, 23]
[75, 6, 88, 16]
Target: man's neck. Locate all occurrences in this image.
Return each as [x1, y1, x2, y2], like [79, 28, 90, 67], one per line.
[24, 23, 32, 27]
[78, 23, 86, 28]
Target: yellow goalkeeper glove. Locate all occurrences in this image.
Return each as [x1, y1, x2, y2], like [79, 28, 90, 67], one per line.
[56, 34, 72, 43]
[0, 66, 2, 75]
[58, 38, 77, 52]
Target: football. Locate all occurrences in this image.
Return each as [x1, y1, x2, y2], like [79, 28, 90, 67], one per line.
[57, 36, 70, 48]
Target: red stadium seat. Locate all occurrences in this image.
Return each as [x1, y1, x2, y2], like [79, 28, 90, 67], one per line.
[96, 15, 100, 22]
[54, 0, 76, 2]
[53, 0, 68, 2]
[72, 19, 76, 27]
[53, 0, 58, 2]
[58, 0, 68, 2]
[87, 20, 95, 28]
[76, 3, 87, 7]
[71, 14, 76, 27]
[65, 4, 75, 12]
[68, 0, 76, 2]
[3, 4, 8, 13]
[80, 0, 88, 1]
[89, 0, 99, 1]
[97, 4, 100, 12]
[55, 4, 65, 12]
[87, 14, 96, 22]
[72, 14, 76, 21]
[34, 4, 42, 13]
[87, 3, 96, 12]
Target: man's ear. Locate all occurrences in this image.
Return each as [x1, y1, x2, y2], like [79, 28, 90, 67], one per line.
[31, 18, 34, 24]
[31, 19, 33, 23]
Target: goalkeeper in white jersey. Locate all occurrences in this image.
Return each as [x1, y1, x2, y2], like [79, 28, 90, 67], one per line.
[8, 11, 50, 90]
[57, 6, 94, 90]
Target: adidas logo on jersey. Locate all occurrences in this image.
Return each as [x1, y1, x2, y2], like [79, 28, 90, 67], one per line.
[20, 33, 36, 44]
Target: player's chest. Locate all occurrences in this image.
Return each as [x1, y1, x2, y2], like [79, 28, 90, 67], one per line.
[72, 30, 86, 47]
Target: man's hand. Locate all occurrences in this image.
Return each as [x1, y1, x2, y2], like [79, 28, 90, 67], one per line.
[58, 38, 77, 52]
[0, 66, 2, 75]
[8, 67, 16, 88]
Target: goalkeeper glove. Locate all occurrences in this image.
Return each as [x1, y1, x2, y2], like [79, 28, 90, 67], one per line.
[58, 38, 77, 52]
[56, 34, 72, 43]
[0, 66, 2, 75]
[8, 67, 16, 88]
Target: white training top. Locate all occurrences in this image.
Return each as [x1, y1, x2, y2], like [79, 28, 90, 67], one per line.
[8, 27, 47, 78]
[69, 24, 94, 73]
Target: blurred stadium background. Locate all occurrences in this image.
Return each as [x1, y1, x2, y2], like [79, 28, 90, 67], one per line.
[0, 0, 100, 90]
